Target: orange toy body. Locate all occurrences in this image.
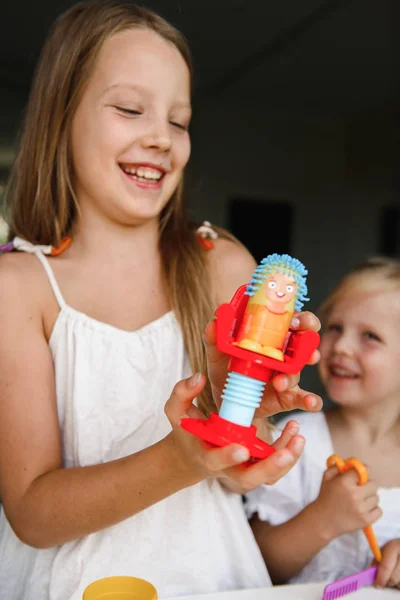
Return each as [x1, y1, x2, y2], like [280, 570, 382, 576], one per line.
[234, 265, 297, 361]
[236, 303, 292, 349]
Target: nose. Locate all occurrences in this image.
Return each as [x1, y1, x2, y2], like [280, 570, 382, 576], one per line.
[277, 283, 286, 296]
[332, 332, 355, 356]
[140, 117, 172, 153]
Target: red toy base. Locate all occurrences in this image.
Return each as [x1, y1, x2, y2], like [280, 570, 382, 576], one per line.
[180, 413, 276, 460]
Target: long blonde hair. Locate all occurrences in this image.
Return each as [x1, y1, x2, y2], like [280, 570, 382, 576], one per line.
[5, 0, 233, 414]
[319, 256, 400, 325]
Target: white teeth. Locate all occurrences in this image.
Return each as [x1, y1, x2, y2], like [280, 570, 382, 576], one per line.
[121, 165, 137, 175]
[331, 367, 356, 377]
[122, 165, 162, 180]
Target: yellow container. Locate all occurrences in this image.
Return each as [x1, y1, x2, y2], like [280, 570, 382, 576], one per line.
[83, 576, 158, 600]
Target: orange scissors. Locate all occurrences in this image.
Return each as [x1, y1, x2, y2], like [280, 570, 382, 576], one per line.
[327, 454, 382, 563]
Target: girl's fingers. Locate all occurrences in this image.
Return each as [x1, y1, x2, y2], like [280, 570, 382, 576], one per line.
[165, 373, 207, 426]
[272, 420, 300, 450]
[375, 549, 398, 588]
[363, 494, 380, 513]
[270, 382, 322, 413]
[270, 375, 322, 411]
[223, 435, 305, 490]
[202, 443, 250, 473]
[307, 349, 320, 366]
[290, 312, 320, 365]
[291, 311, 321, 332]
[271, 373, 300, 393]
[323, 465, 341, 481]
[389, 561, 400, 588]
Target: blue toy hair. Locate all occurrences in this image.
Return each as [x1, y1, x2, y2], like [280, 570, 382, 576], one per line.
[245, 253, 309, 311]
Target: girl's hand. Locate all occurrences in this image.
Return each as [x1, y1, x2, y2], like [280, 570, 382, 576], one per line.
[165, 375, 305, 491]
[203, 311, 322, 418]
[311, 466, 382, 541]
[220, 419, 306, 493]
[374, 539, 400, 589]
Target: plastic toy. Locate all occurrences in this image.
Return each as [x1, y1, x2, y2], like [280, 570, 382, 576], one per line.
[82, 576, 157, 600]
[181, 254, 320, 460]
[327, 454, 382, 563]
[322, 566, 377, 599]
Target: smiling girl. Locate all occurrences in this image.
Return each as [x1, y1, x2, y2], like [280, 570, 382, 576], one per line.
[0, 2, 321, 599]
[245, 257, 400, 589]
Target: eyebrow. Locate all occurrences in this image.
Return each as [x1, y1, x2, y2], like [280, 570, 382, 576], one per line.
[102, 83, 192, 111]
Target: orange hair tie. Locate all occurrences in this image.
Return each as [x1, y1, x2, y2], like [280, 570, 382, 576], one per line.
[51, 236, 72, 256]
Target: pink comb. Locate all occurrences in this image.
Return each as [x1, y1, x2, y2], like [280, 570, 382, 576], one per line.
[322, 566, 377, 599]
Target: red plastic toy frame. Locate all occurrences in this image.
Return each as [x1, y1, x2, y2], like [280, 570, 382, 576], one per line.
[181, 285, 320, 460]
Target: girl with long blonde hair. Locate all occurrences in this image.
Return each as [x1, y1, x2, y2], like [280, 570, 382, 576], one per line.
[0, 2, 321, 598]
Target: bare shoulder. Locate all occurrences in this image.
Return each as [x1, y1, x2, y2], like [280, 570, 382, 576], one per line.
[207, 236, 257, 305]
[0, 250, 43, 279]
[0, 252, 44, 308]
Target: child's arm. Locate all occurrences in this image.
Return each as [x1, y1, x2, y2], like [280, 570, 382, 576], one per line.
[375, 538, 400, 588]
[250, 465, 382, 584]
[250, 504, 332, 584]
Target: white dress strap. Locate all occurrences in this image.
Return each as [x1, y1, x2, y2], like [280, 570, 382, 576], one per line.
[35, 251, 67, 309]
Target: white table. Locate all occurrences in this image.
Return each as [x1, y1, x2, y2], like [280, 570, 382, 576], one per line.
[174, 583, 399, 600]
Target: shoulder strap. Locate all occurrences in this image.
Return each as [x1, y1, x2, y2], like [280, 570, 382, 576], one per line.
[35, 251, 67, 309]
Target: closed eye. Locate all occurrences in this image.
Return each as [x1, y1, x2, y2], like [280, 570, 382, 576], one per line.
[363, 331, 381, 342]
[326, 323, 342, 334]
[114, 106, 142, 116]
[170, 121, 187, 131]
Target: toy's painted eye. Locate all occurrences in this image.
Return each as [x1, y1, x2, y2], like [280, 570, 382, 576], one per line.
[286, 285, 294, 293]
[268, 281, 277, 289]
